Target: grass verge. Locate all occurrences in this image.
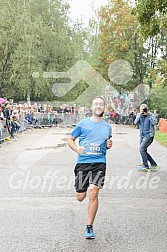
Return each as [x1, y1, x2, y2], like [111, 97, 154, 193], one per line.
[155, 131, 167, 147]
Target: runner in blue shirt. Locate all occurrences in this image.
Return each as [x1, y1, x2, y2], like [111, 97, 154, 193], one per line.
[68, 97, 112, 239]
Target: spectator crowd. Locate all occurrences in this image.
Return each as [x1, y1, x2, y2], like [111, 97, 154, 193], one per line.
[0, 94, 158, 142]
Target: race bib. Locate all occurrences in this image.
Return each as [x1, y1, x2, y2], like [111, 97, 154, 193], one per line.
[86, 143, 102, 155]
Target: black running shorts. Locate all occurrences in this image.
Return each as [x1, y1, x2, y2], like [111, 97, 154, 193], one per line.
[74, 163, 106, 193]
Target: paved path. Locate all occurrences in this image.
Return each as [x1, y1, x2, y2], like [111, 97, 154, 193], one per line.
[0, 125, 167, 252]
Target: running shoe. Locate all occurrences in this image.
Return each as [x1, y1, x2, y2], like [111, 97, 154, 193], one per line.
[138, 165, 150, 172]
[85, 225, 95, 239]
[150, 165, 158, 171]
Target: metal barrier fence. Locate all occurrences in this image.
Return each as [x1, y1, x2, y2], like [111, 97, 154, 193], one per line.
[32, 112, 86, 128]
[0, 113, 86, 143]
[0, 118, 31, 143]
[0, 119, 11, 142]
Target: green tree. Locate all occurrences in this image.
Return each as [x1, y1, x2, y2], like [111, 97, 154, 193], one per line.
[98, 0, 151, 91]
[133, 0, 167, 38]
[0, 0, 82, 101]
[133, 0, 167, 116]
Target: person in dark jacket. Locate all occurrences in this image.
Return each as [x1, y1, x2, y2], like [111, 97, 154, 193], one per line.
[134, 104, 158, 172]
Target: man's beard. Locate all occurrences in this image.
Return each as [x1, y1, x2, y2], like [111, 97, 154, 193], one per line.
[94, 110, 104, 117]
[98, 112, 104, 117]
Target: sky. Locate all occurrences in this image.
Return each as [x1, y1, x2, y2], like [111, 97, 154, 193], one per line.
[68, 0, 108, 26]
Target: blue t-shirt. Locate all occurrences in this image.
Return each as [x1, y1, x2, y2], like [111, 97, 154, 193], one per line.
[70, 117, 112, 163]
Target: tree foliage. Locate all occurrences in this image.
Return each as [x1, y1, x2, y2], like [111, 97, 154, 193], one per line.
[133, 0, 167, 117]
[98, 0, 154, 91]
[0, 0, 87, 101]
[133, 0, 167, 38]
[97, 0, 167, 117]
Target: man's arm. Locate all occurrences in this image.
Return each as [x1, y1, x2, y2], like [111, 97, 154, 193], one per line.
[134, 113, 140, 125]
[106, 126, 113, 150]
[148, 113, 157, 125]
[67, 135, 84, 154]
[106, 138, 113, 149]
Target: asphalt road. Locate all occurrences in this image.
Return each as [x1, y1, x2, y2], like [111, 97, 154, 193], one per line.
[0, 124, 167, 252]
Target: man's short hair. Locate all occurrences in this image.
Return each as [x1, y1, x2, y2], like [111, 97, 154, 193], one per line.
[92, 96, 105, 105]
[140, 103, 148, 109]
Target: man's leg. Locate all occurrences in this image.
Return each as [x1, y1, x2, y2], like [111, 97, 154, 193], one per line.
[147, 153, 157, 166]
[88, 184, 100, 225]
[10, 121, 16, 138]
[15, 121, 21, 132]
[146, 138, 157, 166]
[140, 137, 154, 167]
[76, 192, 86, 202]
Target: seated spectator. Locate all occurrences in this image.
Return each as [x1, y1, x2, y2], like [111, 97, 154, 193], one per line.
[10, 115, 21, 139]
[27, 111, 33, 124]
